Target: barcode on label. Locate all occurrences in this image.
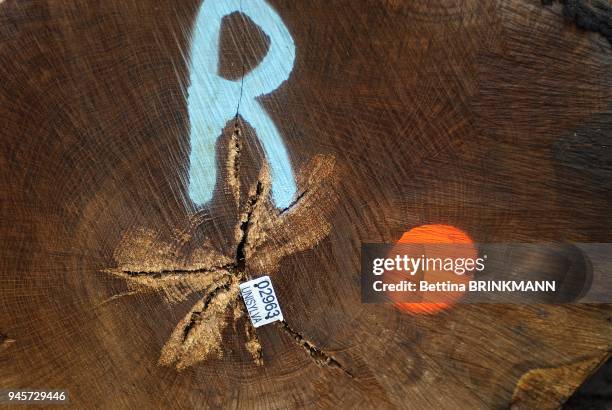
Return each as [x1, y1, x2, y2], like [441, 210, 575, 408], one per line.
[239, 276, 284, 328]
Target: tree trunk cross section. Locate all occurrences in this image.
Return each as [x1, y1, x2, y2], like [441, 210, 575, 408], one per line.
[0, 0, 610, 408]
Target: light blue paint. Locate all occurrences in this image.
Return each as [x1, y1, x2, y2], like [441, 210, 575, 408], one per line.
[187, 0, 297, 209]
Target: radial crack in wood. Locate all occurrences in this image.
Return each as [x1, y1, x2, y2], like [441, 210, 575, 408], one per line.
[244, 154, 340, 273]
[278, 321, 354, 378]
[158, 277, 241, 370]
[226, 121, 243, 207]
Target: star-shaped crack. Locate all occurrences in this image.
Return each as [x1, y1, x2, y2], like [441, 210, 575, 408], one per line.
[104, 147, 341, 371]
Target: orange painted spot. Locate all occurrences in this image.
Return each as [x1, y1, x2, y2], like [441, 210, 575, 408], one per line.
[391, 224, 476, 315]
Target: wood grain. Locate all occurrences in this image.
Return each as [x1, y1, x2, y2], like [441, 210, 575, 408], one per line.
[0, 0, 610, 408]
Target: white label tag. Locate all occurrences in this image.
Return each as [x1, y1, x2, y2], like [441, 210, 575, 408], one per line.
[239, 276, 284, 328]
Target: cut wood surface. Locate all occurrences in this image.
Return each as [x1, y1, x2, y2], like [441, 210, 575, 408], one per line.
[1, 0, 611, 408]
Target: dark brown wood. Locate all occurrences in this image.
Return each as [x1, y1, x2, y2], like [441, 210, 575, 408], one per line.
[1, 0, 610, 408]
